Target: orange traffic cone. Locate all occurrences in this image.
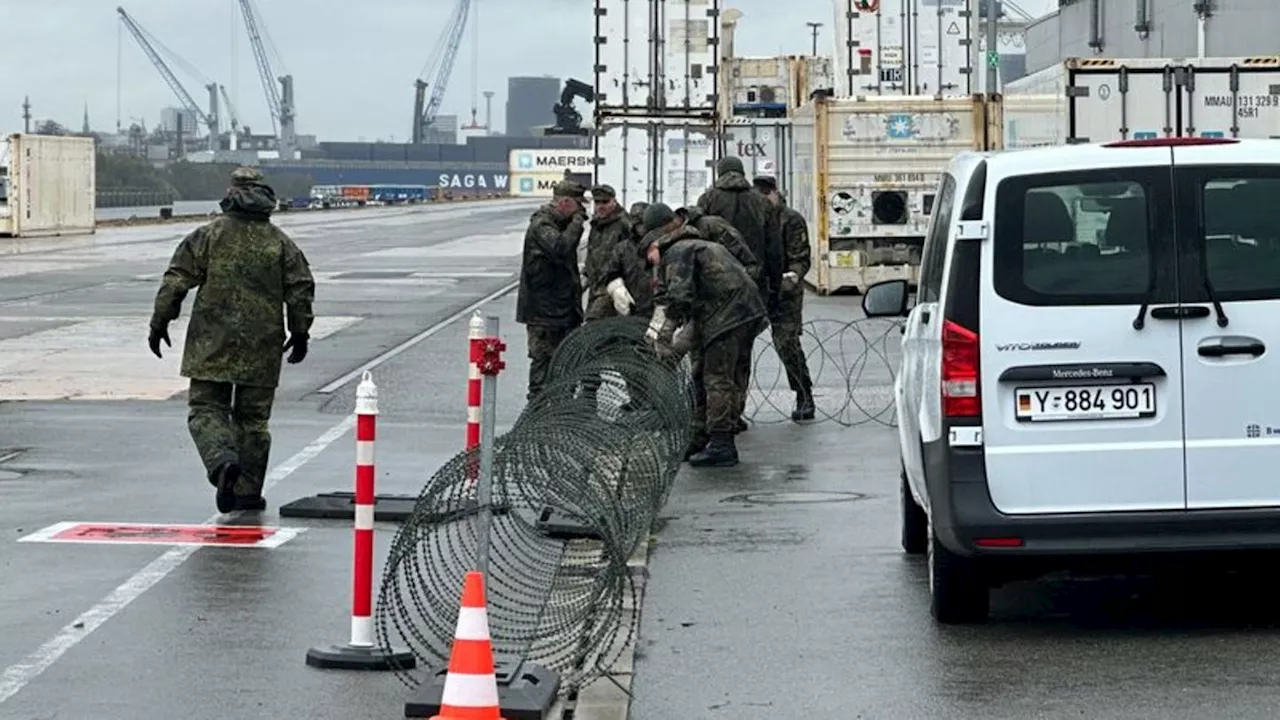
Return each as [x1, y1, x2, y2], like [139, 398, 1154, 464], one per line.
[430, 571, 505, 720]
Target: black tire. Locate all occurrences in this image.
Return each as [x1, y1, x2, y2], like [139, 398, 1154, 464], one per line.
[900, 467, 927, 555]
[928, 529, 989, 624]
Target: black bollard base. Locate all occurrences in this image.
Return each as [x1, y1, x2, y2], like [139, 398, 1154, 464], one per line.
[305, 643, 416, 671]
[280, 492, 420, 522]
[404, 656, 560, 719]
[535, 505, 603, 540]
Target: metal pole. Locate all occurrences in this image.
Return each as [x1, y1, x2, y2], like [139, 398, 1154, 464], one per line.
[474, 315, 500, 580]
[985, 0, 999, 94]
[807, 22, 823, 57]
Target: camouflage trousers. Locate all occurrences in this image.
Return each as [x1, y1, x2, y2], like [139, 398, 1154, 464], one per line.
[187, 379, 276, 497]
[769, 287, 812, 393]
[691, 325, 757, 438]
[526, 323, 577, 401]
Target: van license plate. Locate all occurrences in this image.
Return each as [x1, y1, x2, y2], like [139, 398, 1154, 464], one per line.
[1014, 383, 1156, 422]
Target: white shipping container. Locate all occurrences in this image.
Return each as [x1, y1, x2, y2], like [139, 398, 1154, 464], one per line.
[789, 94, 999, 294]
[1004, 56, 1280, 148]
[594, 118, 715, 210]
[0, 133, 96, 238]
[719, 119, 793, 195]
[510, 173, 568, 198]
[831, 0, 975, 97]
[594, 0, 719, 115]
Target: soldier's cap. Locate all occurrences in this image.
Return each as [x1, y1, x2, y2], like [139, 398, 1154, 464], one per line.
[716, 156, 745, 176]
[590, 184, 616, 200]
[552, 180, 587, 199]
[753, 175, 778, 191]
[628, 201, 650, 217]
[642, 202, 677, 230]
[230, 166, 266, 187]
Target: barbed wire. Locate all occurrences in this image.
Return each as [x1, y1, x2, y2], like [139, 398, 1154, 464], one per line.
[374, 315, 693, 694]
[745, 317, 905, 428]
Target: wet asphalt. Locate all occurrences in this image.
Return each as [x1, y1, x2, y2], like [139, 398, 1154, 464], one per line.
[5, 209, 1280, 719]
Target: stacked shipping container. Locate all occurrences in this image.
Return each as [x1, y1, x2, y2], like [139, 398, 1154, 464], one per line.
[592, 0, 721, 209]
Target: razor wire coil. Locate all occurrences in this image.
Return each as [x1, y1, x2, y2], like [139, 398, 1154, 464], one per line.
[745, 317, 905, 428]
[375, 315, 693, 694]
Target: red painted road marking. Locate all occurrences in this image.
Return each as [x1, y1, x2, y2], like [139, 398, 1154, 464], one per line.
[16, 522, 303, 548]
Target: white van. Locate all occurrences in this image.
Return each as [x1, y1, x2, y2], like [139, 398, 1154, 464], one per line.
[862, 137, 1280, 624]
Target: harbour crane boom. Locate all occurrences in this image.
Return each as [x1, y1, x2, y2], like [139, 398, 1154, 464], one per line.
[116, 6, 219, 151]
[236, 0, 297, 155]
[412, 0, 471, 143]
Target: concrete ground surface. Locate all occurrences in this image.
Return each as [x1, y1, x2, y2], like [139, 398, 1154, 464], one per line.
[6, 205, 1280, 720]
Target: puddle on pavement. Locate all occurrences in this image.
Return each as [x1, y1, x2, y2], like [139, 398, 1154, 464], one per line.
[721, 491, 867, 505]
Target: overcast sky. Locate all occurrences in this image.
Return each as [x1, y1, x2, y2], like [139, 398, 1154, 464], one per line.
[2, 0, 1054, 142]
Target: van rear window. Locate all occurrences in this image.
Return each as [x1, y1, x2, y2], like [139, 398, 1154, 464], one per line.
[993, 170, 1171, 307]
[1187, 174, 1280, 302]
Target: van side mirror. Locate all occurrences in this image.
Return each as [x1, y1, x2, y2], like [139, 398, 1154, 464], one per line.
[862, 279, 910, 318]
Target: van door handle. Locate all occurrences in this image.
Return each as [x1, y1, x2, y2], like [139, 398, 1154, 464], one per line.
[1198, 337, 1265, 358]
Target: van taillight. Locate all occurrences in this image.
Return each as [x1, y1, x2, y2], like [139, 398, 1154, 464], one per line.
[942, 319, 980, 417]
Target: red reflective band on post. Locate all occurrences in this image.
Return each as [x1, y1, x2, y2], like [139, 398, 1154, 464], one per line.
[942, 319, 981, 418]
[353, 528, 373, 616]
[974, 537, 1024, 548]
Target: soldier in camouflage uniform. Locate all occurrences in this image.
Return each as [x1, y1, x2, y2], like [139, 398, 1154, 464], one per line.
[676, 206, 761, 287]
[754, 176, 815, 420]
[516, 180, 588, 401]
[583, 184, 636, 320]
[643, 204, 768, 467]
[148, 167, 315, 514]
[695, 156, 785, 432]
[628, 202, 650, 240]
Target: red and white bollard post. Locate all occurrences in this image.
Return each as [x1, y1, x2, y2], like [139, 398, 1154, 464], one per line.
[466, 312, 485, 484]
[305, 370, 416, 671]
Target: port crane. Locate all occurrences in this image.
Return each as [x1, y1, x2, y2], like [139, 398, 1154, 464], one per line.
[413, 0, 471, 143]
[116, 6, 220, 152]
[235, 0, 297, 157]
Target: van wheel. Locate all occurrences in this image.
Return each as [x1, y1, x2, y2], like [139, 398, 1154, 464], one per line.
[927, 527, 989, 624]
[900, 468, 927, 555]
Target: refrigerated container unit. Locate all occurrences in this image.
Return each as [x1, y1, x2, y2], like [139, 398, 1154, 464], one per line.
[831, 0, 977, 98]
[719, 118, 792, 195]
[789, 94, 1001, 294]
[0, 133, 96, 238]
[1003, 56, 1280, 148]
[593, 0, 720, 118]
[593, 117, 716, 210]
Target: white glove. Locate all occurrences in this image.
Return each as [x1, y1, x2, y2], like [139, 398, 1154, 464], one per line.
[644, 306, 669, 343]
[670, 322, 698, 355]
[782, 271, 799, 290]
[606, 278, 634, 316]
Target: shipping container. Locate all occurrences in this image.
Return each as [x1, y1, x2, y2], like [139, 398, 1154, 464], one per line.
[509, 148, 597, 175]
[1003, 56, 1280, 148]
[537, 135, 592, 149]
[510, 173, 567, 198]
[594, 0, 719, 116]
[594, 118, 715, 209]
[788, 94, 1000, 294]
[831, 0, 976, 98]
[368, 185, 429, 203]
[718, 118, 792, 194]
[0, 133, 96, 238]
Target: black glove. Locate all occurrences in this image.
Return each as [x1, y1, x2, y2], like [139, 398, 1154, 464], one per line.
[148, 323, 171, 359]
[283, 334, 308, 364]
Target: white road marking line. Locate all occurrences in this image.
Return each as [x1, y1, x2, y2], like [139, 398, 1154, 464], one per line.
[0, 414, 352, 706]
[316, 279, 518, 394]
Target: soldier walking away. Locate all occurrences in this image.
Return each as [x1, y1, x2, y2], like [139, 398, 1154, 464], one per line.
[148, 167, 315, 514]
[516, 180, 588, 401]
[695, 156, 784, 433]
[754, 176, 815, 420]
[643, 205, 768, 467]
[583, 184, 635, 320]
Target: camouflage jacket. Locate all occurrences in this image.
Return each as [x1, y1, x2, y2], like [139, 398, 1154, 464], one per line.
[653, 230, 768, 345]
[150, 196, 315, 389]
[777, 202, 812, 280]
[600, 232, 656, 318]
[681, 207, 761, 286]
[516, 204, 586, 327]
[695, 171, 784, 298]
[582, 204, 631, 295]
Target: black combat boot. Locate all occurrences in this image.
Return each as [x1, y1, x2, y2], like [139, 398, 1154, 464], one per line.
[792, 388, 816, 421]
[684, 434, 709, 461]
[234, 494, 267, 512]
[212, 460, 243, 514]
[735, 418, 749, 433]
[689, 433, 738, 467]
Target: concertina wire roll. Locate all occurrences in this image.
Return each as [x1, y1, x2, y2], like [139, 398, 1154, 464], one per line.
[374, 315, 695, 692]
